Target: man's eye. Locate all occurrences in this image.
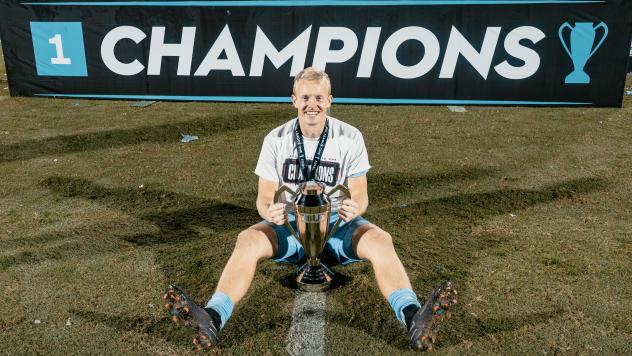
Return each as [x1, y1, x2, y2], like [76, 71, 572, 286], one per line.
[316, 96, 322, 101]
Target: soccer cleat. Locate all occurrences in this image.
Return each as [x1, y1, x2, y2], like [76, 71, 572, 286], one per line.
[407, 280, 457, 351]
[164, 284, 220, 350]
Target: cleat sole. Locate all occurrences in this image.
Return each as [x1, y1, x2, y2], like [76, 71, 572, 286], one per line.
[411, 280, 458, 351]
[164, 284, 219, 350]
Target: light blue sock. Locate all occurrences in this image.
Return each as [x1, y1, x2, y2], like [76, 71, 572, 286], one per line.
[388, 288, 421, 325]
[205, 291, 234, 329]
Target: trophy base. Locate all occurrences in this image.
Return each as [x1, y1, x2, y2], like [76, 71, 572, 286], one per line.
[296, 263, 334, 292]
[565, 70, 590, 84]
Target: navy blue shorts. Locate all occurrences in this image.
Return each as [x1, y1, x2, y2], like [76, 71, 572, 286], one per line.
[262, 212, 371, 265]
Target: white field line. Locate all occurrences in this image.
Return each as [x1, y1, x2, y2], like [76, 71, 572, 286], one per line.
[286, 291, 326, 356]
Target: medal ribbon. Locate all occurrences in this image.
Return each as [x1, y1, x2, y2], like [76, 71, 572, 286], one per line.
[294, 118, 329, 183]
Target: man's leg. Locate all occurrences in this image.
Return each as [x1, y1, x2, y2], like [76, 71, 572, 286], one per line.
[352, 224, 456, 351]
[165, 223, 279, 349]
[204, 223, 278, 328]
[352, 224, 412, 298]
[215, 223, 278, 304]
[351, 224, 421, 328]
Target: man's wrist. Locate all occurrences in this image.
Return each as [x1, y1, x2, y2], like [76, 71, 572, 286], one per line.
[257, 208, 270, 222]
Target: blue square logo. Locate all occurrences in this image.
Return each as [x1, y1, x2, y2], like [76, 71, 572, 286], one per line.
[30, 22, 88, 77]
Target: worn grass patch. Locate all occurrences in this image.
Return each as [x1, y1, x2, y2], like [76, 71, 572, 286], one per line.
[1, 40, 632, 355]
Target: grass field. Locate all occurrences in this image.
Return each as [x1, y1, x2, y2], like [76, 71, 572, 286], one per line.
[1, 42, 632, 355]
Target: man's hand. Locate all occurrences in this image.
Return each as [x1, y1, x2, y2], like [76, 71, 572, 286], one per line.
[339, 198, 360, 222]
[267, 202, 288, 225]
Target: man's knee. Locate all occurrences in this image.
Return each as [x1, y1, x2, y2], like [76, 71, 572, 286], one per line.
[367, 229, 393, 247]
[356, 227, 395, 260]
[233, 228, 274, 259]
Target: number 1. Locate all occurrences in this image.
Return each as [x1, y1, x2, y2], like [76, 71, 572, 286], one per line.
[48, 34, 72, 65]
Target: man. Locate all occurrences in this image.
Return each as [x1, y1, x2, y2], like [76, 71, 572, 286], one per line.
[164, 67, 456, 351]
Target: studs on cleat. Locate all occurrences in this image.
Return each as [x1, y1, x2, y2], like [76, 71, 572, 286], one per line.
[197, 334, 213, 350]
[165, 285, 219, 350]
[408, 281, 458, 352]
[420, 333, 434, 350]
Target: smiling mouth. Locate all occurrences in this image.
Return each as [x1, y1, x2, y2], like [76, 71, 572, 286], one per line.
[301, 104, 324, 119]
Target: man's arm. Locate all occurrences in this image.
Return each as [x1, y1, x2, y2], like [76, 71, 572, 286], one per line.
[339, 174, 369, 222]
[256, 177, 287, 225]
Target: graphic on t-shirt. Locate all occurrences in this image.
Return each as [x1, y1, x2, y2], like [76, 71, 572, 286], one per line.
[282, 158, 340, 186]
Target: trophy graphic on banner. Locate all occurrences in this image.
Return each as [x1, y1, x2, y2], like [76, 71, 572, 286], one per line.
[558, 21, 608, 84]
[274, 181, 351, 292]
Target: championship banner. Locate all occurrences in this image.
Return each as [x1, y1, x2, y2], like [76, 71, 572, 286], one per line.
[0, 0, 631, 107]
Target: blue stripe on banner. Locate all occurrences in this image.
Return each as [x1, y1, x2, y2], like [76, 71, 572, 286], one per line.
[33, 93, 592, 105]
[21, 0, 606, 6]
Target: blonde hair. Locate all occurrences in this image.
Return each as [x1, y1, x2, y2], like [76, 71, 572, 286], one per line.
[293, 67, 331, 95]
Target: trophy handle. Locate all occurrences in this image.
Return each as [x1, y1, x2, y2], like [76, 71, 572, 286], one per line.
[273, 185, 301, 243]
[588, 22, 608, 59]
[325, 184, 351, 239]
[558, 22, 573, 58]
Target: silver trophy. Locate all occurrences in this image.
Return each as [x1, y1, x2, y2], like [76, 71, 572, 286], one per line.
[274, 181, 351, 292]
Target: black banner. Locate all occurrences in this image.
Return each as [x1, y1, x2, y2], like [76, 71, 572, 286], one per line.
[1, 0, 631, 107]
[628, 43, 632, 73]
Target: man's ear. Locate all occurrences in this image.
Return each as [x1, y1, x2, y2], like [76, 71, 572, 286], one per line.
[291, 94, 297, 107]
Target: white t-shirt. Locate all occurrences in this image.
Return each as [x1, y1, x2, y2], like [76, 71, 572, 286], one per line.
[255, 116, 371, 211]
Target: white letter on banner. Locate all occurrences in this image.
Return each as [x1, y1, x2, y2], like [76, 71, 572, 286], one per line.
[439, 26, 501, 79]
[312, 27, 358, 71]
[357, 27, 382, 78]
[101, 26, 146, 76]
[249, 26, 311, 77]
[494, 26, 545, 80]
[147, 27, 196, 76]
[381, 27, 440, 79]
[195, 25, 245, 76]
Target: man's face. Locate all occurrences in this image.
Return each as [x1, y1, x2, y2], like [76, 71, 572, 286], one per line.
[292, 79, 332, 127]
